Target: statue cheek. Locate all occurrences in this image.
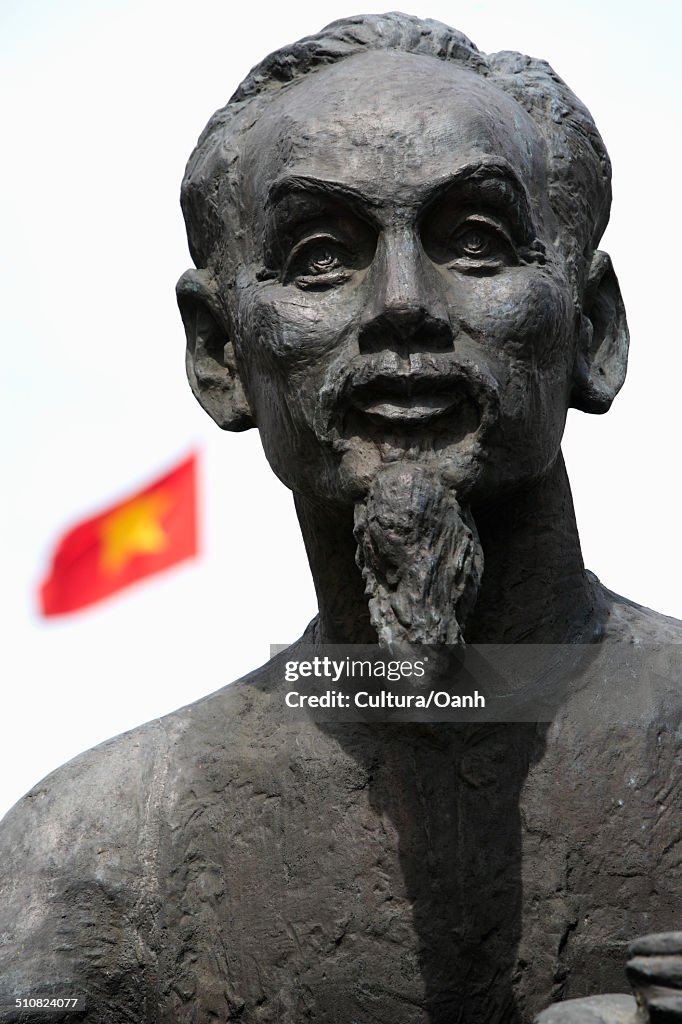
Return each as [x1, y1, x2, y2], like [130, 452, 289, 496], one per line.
[452, 272, 574, 368]
[238, 286, 361, 368]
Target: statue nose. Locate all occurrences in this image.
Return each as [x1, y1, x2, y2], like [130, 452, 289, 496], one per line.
[359, 228, 454, 356]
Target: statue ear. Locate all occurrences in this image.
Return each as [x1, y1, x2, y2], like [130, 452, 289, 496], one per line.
[176, 269, 255, 431]
[570, 250, 629, 414]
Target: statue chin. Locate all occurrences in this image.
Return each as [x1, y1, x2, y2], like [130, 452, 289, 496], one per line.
[334, 438, 487, 507]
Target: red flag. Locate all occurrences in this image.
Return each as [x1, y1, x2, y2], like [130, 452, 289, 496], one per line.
[39, 453, 199, 616]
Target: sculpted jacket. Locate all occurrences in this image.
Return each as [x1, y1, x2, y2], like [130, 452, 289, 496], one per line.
[1, 594, 681, 1024]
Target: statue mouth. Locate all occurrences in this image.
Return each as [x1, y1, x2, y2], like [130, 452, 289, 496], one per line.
[348, 376, 475, 423]
[316, 355, 499, 451]
[347, 375, 480, 430]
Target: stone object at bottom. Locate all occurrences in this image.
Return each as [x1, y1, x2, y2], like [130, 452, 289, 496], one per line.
[535, 932, 682, 1022]
[534, 994, 638, 1023]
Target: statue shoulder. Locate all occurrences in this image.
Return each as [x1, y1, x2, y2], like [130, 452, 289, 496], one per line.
[0, 711, 184, 1023]
[0, 709, 181, 865]
[0, 666, 281, 1022]
[594, 576, 682, 642]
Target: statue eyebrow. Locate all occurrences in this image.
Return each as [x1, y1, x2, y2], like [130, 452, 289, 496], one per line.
[267, 175, 379, 210]
[267, 159, 534, 219]
[421, 162, 537, 239]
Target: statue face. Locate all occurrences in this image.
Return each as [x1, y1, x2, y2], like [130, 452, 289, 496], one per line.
[225, 50, 580, 506]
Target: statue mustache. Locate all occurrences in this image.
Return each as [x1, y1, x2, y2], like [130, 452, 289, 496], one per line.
[314, 351, 501, 441]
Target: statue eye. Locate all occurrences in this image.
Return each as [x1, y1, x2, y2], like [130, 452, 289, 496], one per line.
[419, 213, 518, 272]
[454, 227, 495, 258]
[303, 246, 343, 275]
[284, 235, 353, 288]
[449, 220, 512, 263]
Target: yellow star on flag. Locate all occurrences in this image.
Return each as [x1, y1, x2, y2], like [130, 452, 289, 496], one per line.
[98, 493, 171, 574]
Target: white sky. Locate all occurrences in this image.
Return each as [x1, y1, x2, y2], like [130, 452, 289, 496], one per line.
[1, 0, 680, 820]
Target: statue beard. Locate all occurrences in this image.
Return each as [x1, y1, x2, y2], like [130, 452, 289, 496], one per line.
[353, 462, 484, 648]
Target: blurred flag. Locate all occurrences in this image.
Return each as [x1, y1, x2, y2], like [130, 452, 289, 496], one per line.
[39, 453, 199, 616]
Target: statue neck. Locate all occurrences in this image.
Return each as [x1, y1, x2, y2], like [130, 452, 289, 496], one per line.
[294, 454, 600, 645]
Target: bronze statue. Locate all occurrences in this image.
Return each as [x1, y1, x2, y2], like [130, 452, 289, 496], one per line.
[1, 14, 679, 1023]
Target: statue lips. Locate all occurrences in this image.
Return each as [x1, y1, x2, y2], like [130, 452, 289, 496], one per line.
[348, 375, 477, 427]
[315, 354, 500, 452]
[345, 372, 482, 436]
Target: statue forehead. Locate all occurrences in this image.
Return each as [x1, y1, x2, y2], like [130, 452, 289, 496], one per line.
[239, 50, 549, 215]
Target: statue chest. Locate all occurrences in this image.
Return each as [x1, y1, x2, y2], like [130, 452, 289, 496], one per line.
[154, 719, 680, 1023]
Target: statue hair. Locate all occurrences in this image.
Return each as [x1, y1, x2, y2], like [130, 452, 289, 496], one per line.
[180, 12, 611, 290]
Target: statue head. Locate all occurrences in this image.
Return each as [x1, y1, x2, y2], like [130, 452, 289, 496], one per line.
[177, 12, 629, 511]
